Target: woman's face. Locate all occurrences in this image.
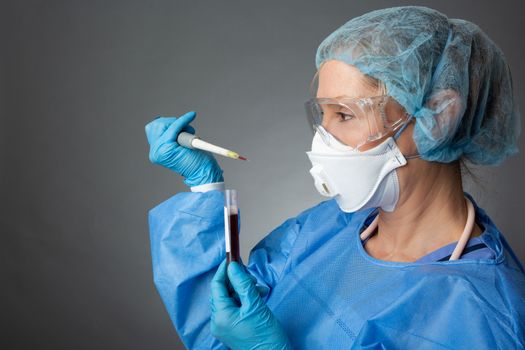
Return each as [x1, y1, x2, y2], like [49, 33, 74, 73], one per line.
[316, 60, 414, 152]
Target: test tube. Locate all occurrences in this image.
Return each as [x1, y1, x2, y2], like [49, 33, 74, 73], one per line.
[224, 189, 240, 265]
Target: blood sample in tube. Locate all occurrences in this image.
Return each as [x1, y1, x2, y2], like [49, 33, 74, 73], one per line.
[224, 189, 240, 265]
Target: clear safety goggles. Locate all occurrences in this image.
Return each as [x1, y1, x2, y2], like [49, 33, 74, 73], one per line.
[304, 95, 409, 150]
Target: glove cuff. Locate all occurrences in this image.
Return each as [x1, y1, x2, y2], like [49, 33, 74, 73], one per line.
[183, 165, 224, 187]
[190, 182, 225, 192]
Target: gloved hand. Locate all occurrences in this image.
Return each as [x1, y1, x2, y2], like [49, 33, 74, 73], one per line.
[210, 260, 293, 350]
[145, 111, 224, 187]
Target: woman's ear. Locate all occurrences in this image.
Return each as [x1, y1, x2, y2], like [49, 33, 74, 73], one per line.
[425, 89, 464, 143]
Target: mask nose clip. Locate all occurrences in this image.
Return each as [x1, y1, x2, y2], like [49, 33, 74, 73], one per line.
[309, 164, 337, 197]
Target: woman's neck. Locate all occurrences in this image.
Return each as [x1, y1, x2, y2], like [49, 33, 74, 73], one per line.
[365, 160, 482, 262]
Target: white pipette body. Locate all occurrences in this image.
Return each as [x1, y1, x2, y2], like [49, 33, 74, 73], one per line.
[176, 132, 247, 160]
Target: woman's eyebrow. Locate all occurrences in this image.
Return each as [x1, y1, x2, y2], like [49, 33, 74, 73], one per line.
[334, 94, 373, 99]
[322, 104, 344, 113]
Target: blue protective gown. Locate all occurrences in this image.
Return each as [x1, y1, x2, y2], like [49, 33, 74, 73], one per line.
[149, 191, 525, 349]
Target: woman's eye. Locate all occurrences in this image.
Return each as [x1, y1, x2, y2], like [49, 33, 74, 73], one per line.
[337, 112, 355, 121]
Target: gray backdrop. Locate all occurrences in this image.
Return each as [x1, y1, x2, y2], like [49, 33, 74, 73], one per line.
[2, 1, 524, 349]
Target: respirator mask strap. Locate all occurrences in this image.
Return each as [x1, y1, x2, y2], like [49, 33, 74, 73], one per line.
[393, 115, 421, 160]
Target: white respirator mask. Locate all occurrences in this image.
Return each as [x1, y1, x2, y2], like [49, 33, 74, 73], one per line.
[306, 129, 408, 213]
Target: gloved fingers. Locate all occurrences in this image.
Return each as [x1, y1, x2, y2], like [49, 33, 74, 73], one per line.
[145, 117, 170, 145]
[227, 262, 262, 312]
[245, 272, 270, 299]
[158, 111, 196, 144]
[255, 284, 270, 298]
[156, 116, 179, 123]
[154, 118, 195, 134]
[183, 125, 196, 135]
[145, 116, 185, 144]
[210, 259, 236, 309]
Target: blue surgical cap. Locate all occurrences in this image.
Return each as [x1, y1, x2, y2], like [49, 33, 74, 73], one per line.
[315, 6, 520, 165]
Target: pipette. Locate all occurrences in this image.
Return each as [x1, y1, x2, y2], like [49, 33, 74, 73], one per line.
[177, 132, 248, 161]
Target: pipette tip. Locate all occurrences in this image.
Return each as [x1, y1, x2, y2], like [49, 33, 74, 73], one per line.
[226, 150, 249, 161]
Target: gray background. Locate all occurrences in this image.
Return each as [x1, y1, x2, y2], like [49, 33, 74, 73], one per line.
[2, 0, 524, 349]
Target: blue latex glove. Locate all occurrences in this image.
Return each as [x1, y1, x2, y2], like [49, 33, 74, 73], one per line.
[145, 111, 224, 187]
[210, 260, 293, 350]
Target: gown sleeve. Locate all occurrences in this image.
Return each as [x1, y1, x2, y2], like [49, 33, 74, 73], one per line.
[148, 190, 301, 349]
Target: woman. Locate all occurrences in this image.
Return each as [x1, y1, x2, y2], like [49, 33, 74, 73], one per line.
[145, 6, 524, 349]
